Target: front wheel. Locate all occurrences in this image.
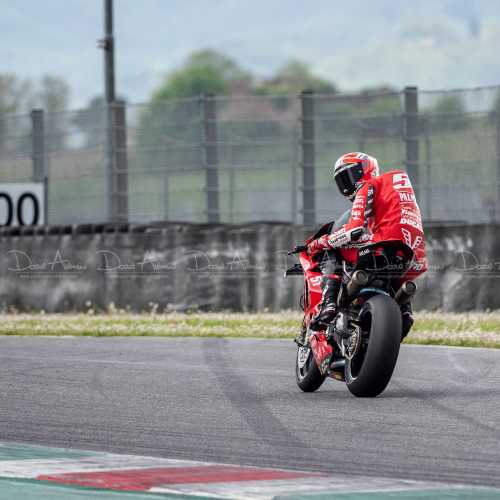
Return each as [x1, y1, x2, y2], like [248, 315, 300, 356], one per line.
[345, 294, 402, 397]
[296, 345, 326, 392]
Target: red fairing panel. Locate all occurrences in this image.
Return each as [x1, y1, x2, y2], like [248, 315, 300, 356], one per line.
[309, 332, 332, 371]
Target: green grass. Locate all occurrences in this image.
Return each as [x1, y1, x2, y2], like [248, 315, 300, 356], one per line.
[0, 311, 499, 348]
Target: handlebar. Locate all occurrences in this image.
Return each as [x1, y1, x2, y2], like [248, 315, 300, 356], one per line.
[288, 245, 308, 255]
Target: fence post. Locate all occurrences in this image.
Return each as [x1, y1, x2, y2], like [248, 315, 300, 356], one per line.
[300, 90, 316, 226]
[229, 168, 235, 224]
[105, 104, 114, 222]
[290, 125, 299, 224]
[163, 172, 169, 221]
[423, 116, 432, 221]
[403, 86, 420, 201]
[201, 94, 220, 224]
[110, 100, 128, 223]
[31, 109, 46, 183]
[496, 111, 500, 221]
[31, 109, 48, 224]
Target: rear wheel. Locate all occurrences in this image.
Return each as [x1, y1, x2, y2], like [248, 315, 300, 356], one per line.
[296, 345, 326, 392]
[345, 294, 401, 397]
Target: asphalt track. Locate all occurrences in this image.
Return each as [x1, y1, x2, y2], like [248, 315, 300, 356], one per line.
[0, 338, 499, 489]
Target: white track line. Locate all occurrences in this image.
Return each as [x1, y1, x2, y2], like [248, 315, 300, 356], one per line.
[0, 454, 208, 478]
[151, 476, 447, 500]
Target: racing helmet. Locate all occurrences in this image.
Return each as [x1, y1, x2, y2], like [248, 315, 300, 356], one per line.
[332, 152, 380, 200]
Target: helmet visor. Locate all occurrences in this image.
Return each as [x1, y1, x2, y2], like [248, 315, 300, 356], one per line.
[334, 163, 364, 197]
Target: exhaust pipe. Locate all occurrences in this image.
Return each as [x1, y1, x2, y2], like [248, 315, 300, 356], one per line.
[346, 270, 369, 298]
[330, 359, 346, 370]
[395, 281, 417, 304]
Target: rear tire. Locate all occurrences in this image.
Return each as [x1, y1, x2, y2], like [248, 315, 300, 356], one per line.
[345, 294, 401, 397]
[296, 346, 326, 392]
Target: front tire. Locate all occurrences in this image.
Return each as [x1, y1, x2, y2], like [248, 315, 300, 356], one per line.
[296, 346, 326, 392]
[345, 294, 402, 397]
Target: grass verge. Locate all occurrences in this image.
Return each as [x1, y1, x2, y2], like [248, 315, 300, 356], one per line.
[0, 311, 499, 348]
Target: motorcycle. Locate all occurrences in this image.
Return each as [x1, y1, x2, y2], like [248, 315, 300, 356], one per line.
[285, 212, 417, 398]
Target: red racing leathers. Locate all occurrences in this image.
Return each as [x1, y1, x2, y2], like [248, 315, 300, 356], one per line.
[308, 170, 427, 279]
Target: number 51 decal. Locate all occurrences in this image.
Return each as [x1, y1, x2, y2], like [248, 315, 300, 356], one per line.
[309, 276, 322, 287]
[393, 173, 412, 190]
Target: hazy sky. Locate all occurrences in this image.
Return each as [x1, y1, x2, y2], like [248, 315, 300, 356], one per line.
[2, 0, 500, 108]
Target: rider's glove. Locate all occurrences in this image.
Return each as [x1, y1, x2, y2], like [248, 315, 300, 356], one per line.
[307, 235, 331, 256]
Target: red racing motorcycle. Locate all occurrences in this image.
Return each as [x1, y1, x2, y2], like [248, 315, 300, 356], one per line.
[285, 214, 417, 397]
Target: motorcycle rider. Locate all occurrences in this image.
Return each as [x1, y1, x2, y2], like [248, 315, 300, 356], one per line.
[307, 152, 427, 338]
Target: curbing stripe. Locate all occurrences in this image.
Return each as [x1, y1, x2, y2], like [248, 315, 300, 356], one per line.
[39, 466, 319, 491]
[0, 443, 499, 499]
[0, 477, 214, 500]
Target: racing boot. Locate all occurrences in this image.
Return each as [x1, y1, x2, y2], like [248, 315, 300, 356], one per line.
[309, 276, 341, 332]
[401, 301, 414, 340]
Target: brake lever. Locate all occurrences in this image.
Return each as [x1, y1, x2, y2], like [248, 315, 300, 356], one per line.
[288, 245, 308, 255]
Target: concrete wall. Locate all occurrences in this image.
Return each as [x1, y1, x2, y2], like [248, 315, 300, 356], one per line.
[0, 222, 497, 312]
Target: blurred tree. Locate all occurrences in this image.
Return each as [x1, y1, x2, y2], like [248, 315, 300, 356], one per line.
[256, 59, 336, 96]
[72, 96, 106, 148]
[152, 49, 251, 101]
[0, 74, 34, 153]
[136, 49, 250, 172]
[433, 94, 465, 115]
[358, 86, 402, 114]
[38, 75, 70, 150]
[321, 85, 401, 116]
[0, 74, 33, 113]
[256, 59, 335, 110]
[431, 94, 467, 130]
[489, 91, 500, 122]
[314, 85, 402, 146]
[72, 95, 125, 148]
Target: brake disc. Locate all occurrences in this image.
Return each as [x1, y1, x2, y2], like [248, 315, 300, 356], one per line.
[297, 347, 310, 368]
[343, 327, 362, 360]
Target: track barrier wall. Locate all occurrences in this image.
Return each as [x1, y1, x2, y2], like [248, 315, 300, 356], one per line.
[0, 222, 497, 312]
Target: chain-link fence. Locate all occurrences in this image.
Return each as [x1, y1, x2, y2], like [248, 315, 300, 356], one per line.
[1, 85, 499, 226]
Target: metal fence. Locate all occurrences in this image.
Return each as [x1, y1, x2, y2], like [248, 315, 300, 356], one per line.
[0, 85, 499, 226]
